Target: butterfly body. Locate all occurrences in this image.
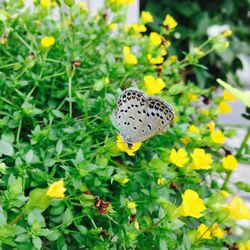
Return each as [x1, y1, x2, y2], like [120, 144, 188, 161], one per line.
[111, 88, 174, 144]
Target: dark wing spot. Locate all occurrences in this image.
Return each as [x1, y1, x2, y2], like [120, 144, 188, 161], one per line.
[129, 116, 135, 120]
[139, 119, 142, 122]
[151, 112, 155, 116]
[147, 124, 152, 130]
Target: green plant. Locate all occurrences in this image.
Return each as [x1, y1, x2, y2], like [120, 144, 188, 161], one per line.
[0, 0, 250, 249]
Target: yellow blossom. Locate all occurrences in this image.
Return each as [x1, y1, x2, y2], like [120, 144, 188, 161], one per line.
[193, 47, 204, 56]
[109, 23, 117, 31]
[222, 155, 238, 171]
[188, 125, 200, 134]
[211, 130, 224, 144]
[149, 32, 162, 46]
[141, 11, 153, 24]
[177, 189, 206, 218]
[196, 224, 211, 239]
[201, 108, 209, 116]
[224, 196, 250, 220]
[219, 190, 229, 198]
[134, 220, 139, 230]
[210, 223, 224, 238]
[191, 148, 213, 170]
[168, 55, 177, 63]
[116, 134, 141, 156]
[144, 75, 165, 95]
[218, 100, 232, 113]
[41, 0, 51, 8]
[206, 122, 215, 132]
[169, 148, 189, 167]
[41, 36, 55, 48]
[157, 178, 166, 185]
[239, 241, 250, 250]
[127, 201, 137, 209]
[180, 137, 190, 145]
[222, 29, 232, 37]
[123, 46, 138, 65]
[163, 14, 177, 30]
[46, 179, 66, 198]
[147, 54, 164, 64]
[223, 90, 236, 101]
[187, 93, 198, 102]
[109, 0, 134, 6]
[132, 24, 147, 33]
[78, 2, 88, 12]
[124, 24, 130, 31]
[223, 41, 230, 48]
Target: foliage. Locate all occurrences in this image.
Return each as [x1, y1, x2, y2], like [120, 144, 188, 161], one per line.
[141, 0, 250, 88]
[0, 0, 250, 249]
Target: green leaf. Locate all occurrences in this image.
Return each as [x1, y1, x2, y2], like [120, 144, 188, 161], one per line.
[32, 236, 42, 250]
[25, 149, 34, 164]
[62, 208, 73, 227]
[56, 140, 63, 155]
[217, 79, 250, 107]
[236, 181, 250, 192]
[0, 139, 14, 156]
[26, 188, 51, 210]
[168, 84, 186, 95]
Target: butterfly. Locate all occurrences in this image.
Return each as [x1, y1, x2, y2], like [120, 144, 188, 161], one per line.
[111, 88, 174, 146]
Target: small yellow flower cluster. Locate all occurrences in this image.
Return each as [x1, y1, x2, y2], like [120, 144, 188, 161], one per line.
[157, 178, 166, 185]
[187, 93, 198, 102]
[210, 130, 224, 144]
[123, 46, 138, 65]
[41, 36, 55, 48]
[78, 2, 88, 12]
[188, 125, 200, 134]
[218, 90, 236, 114]
[177, 189, 205, 218]
[149, 32, 162, 46]
[147, 46, 167, 65]
[239, 240, 250, 250]
[193, 47, 204, 57]
[127, 201, 139, 229]
[144, 75, 165, 95]
[46, 179, 66, 198]
[116, 134, 141, 156]
[196, 223, 224, 240]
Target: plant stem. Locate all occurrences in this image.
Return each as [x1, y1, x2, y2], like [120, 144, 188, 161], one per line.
[16, 119, 22, 143]
[9, 207, 28, 225]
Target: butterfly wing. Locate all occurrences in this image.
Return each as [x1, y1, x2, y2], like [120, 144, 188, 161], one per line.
[112, 88, 148, 143]
[129, 97, 174, 143]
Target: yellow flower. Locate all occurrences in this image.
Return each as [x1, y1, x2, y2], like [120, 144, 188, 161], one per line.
[169, 148, 189, 167]
[222, 155, 238, 171]
[109, 0, 134, 6]
[224, 196, 250, 220]
[222, 29, 232, 37]
[41, 0, 51, 8]
[123, 46, 138, 65]
[144, 75, 165, 95]
[201, 108, 209, 116]
[218, 100, 232, 113]
[240, 241, 250, 250]
[168, 55, 177, 63]
[46, 179, 66, 198]
[188, 125, 200, 134]
[109, 23, 117, 31]
[219, 190, 229, 198]
[196, 224, 211, 239]
[180, 137, 190, 145]
[223, 41, 230, 48]
[147, 54, 164, 64]
[177, 189, 206, 218]
[191, 148, 213, 170]
[149, 32, 162, 46]
[193, 47, 204, 56]
[206, 122, 215, 132]
[127, 201, 137, 209]
[116, 134, 141, 156]
[211, 130, 224, 144]
[141, 11, 153, 24]
[210, 223, 224, 238]
[78, 2, 88, 12]
[132, 24, 147, 33]
[223, 90, 236, 101]
[134, 220, 139, 230]
[41, 36, 55, 48]
[187, 93, 198, 102]
[157, 178, 166, 185]
[163, 14, 177, 30]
